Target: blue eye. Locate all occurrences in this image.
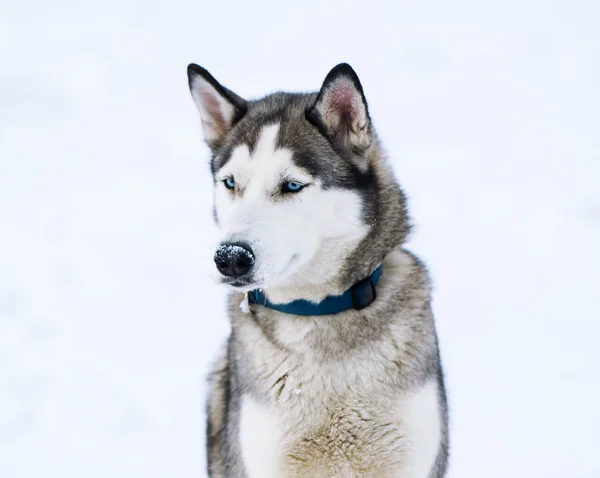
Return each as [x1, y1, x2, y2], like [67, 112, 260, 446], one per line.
[223, 177, 235, 190]
[282, 181, 305, 193]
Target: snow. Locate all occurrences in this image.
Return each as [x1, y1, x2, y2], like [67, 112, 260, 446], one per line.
[240, 297, 250, 315]
[215, 244, 254, 262]
[1, 1, 599, 477]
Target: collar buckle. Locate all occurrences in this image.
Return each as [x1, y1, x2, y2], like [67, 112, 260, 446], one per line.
[350, 275, 377, 311]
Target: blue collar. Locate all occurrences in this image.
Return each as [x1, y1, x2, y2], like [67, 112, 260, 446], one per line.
[247, 265, 383, 316]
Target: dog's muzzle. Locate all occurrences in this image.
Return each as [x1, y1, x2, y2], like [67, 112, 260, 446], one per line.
[214, 243, 255, 278]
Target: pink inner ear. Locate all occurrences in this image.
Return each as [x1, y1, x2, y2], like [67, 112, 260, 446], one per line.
[326, 81, 359, 127]
[199, 89, 226, 132]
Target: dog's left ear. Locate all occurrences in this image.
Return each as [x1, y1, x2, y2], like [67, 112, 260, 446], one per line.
[306, 63, 373, 165]
[187, 64, 247, 150]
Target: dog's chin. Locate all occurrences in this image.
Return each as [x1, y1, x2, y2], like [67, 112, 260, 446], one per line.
[221, 278, 264, 292]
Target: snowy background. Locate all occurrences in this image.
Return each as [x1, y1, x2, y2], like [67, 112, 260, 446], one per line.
[1, 0, 599, 476]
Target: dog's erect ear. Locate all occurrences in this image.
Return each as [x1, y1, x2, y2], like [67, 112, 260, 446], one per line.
[306, 63, 373, 163]
[187, 64, 247, 150]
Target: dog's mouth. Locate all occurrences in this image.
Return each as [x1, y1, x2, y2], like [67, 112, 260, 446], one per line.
[217, 254, 300, 292]
[220, 276, 263, 292]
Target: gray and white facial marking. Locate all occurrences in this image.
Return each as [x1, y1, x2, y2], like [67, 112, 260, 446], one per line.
[213, 123, 369, 293]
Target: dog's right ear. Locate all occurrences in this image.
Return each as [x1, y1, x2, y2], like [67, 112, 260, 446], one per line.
[187, 64, 247, 150]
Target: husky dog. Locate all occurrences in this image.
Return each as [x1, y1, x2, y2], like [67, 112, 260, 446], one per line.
[187, 63, 449, 478]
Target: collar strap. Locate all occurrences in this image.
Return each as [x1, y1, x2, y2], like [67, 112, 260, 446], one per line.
[247, 265, 383, 316]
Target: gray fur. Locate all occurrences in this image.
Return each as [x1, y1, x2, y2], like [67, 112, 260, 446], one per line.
[189, 63, 449, 477]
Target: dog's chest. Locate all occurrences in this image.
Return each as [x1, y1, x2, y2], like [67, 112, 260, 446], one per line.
[232, 290, 441, 477]
[238, 375, 441, 478]
[235, 344, 437, 476]
[239, 388, 407, 478]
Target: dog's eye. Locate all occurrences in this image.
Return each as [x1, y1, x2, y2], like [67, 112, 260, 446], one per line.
[281, 181, 305, 194]
[223, 177, 235, 190]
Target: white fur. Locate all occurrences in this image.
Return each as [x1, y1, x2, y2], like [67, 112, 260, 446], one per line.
[402, 380, 442, 478]
[214, 123, 368, 301]
[239, 296, 250, 314]
[239, 394, 283, 478]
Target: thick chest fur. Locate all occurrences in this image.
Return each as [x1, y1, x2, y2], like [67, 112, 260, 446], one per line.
[237, 359, 441, 478]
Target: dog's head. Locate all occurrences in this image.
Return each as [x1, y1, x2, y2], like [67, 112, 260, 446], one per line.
[187, 64, 409, 298]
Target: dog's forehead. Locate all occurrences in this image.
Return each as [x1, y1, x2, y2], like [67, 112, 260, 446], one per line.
[211, 92, 353, 183]
[221, 123, 313, 185]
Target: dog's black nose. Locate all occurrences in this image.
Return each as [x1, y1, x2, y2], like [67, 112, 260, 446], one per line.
[214, 243, 255, 278]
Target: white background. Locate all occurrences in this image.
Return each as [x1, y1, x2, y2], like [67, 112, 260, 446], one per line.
[1, 1, 599, 476]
